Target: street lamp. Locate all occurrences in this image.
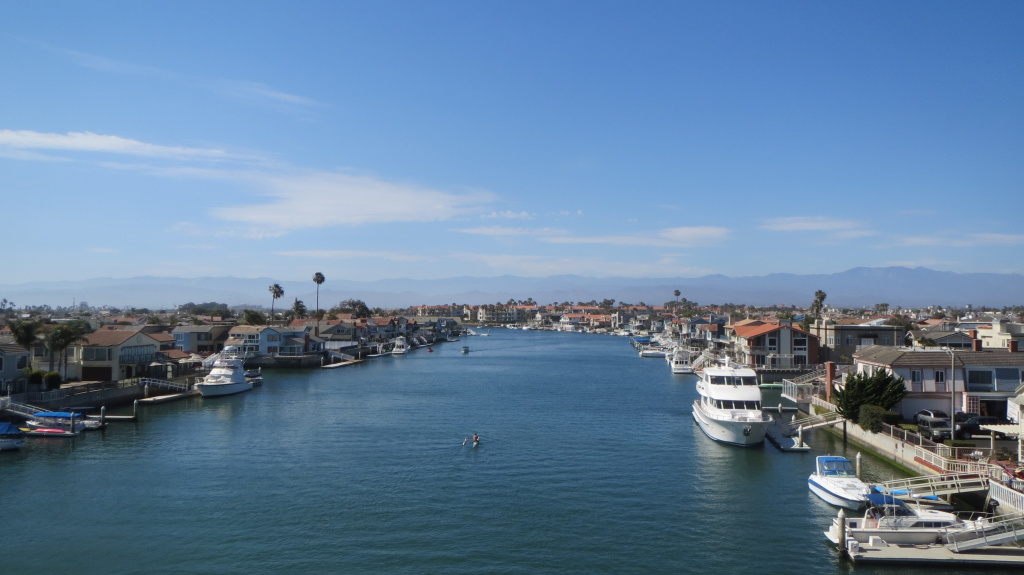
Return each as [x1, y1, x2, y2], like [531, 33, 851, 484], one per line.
[944, 347, 956, 425]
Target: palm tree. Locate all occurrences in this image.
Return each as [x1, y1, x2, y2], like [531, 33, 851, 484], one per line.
[8, 319, 41, 369]
[269, 283, 284, 325]
[313, 272, 325, 336]
[44, 321, 89, 379]
[811, 290, 827, 318]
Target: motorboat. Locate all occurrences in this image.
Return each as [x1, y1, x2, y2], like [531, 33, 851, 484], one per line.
[0, 422, 25, 451]
[825, 493, 965, 546]
[638, 346, 668, 358]
[808, 455, 871, 509]
[244, 367, 263, 385]
[668, 348, 694, 374]
[390, 336, 409, 355]
[691, 359, 771, 446]
[461, 346, 470, 354]
[25, 411, 102, 432]
[195, 357, 253, 397]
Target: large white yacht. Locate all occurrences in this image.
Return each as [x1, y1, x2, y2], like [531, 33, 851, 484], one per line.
[196, 357, 253, 397]
[692, 360, 770, 446]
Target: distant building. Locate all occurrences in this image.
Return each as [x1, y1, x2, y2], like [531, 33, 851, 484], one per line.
[0, 343, 30, 394]
[809, 317, 907, 363]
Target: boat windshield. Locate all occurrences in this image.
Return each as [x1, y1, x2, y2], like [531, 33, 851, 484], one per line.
[821, 460, 856, 477]
[709, 376, 759, 386]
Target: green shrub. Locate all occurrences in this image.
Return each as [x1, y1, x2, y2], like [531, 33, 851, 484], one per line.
[859, 405, 888, 433]
[44, 371, 62, 390]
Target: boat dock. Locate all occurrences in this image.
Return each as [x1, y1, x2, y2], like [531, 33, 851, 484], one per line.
[845, 538, 1024, 565]
[764, 409, 844, 452]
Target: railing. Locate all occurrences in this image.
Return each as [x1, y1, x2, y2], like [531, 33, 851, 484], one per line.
[944, 512, 1024, 551]
[138, 378, 190, 393]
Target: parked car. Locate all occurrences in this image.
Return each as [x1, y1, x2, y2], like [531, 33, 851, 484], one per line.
[954, 412, 980, 423]
[915, 409, 950, 425]
[955, 416, 1010, 439]
[917, 415, 952, 441]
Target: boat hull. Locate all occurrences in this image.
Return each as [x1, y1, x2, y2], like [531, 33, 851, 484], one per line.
[808, 478, 867, 510]
[692, 402, 766, 446]
[196, 381, 253, 397]
[0, 437, 25, 451]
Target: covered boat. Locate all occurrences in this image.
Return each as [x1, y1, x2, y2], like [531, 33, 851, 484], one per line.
[825, 493, 964, 546]
[0, 422, 25, 451]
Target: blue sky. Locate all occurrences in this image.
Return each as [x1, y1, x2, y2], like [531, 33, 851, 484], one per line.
[2, 1, 1021, 285]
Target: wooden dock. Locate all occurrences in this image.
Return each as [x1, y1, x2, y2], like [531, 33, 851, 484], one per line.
[321, 359, 364, 369]
[137, 390, 199, 404]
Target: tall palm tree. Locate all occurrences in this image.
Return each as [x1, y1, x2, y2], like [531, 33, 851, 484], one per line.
[313, 272, 325, 336]
[269, 283, 284, 325]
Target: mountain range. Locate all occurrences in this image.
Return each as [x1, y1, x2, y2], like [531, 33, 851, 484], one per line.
[1, 267, 1020, 311]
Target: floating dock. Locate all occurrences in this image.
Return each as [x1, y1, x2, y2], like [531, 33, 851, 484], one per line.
[137, 390, 199, 404]
[844, 539, 1024, 565]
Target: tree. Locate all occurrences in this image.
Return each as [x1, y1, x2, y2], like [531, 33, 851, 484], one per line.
[268, 283, 284, 324]
[811, 290, 827, 318]
[833, 369, 908, 423]
[7, 320, 41, 369]
[243, 309, 267, 325]
[291, 298, 307, 320]
[43, 321, 89, 379]
[312, 272, 325, 334]
[673, 290, 681, 308]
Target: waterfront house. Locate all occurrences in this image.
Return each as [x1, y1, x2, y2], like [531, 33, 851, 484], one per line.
[172, 324, 231, 356]
[224, 325, 323, 358]
[853, 341, 1024, 421]
[66, 330, 162, 381]
[0, 343, 29, 394]
[725, 319, 819, 370]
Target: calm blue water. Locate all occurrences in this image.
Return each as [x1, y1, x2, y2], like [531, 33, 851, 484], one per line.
[1, 329, 1014, 574]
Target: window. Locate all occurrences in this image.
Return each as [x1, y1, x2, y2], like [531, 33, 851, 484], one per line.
[828, 336, 835, 346]
[767, 337, 777, 350]
[967, 370, 994, 392]
[935, 370, 946, 393]
[911, 370, 923, 392]
[794, 337, 808, 351]
[995, 368, 1020, 392]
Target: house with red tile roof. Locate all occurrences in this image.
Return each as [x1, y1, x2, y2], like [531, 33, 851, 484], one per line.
[725, 319, 819, 371]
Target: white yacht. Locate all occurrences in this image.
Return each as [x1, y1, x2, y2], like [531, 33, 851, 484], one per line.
[668, 348, 694, 374]
[391, 336, 409, 355]
[808, 455, 871, 509]
[692, 361, 770, 446]
[195, 357, 253, 397]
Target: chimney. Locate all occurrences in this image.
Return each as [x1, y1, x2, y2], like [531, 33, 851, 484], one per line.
[973, 339, 983, 351]
[825, 361, 836, 403]
[1010, 340, 1019, 353]
[969, 329, 978, 339]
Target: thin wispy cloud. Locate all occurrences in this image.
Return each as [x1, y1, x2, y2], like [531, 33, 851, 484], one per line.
[212, 172, 494, 230]
[273, 249, 426, 262]
[455, 226, 566, 237]
[543, 226, 730, 247]
[0, 130, 231, 161]
[896, 233, 1024, 248]
[51, 44, 320, 110]
[481, 211, 533, 219]
[759, 216, 866, 232]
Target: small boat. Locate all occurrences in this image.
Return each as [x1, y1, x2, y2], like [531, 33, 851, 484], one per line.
[808, 455, 871, 509]
[390, 336, 409, 355]
[825, 493, 966, 546]
[22, 427, 79, 438]
[0, 422, 26, 451]
[25, 411, 102, 432]
[461, 346, 470, 354]
[691, 359, 771, 446]
[195, 357, 253, 397]
[244, 367, 263, 385]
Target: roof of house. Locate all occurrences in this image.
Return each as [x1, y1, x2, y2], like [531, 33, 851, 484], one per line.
[855, 345, 1024, 368]
[0, 343, 29, 354]
[83, 330, 157, 347]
